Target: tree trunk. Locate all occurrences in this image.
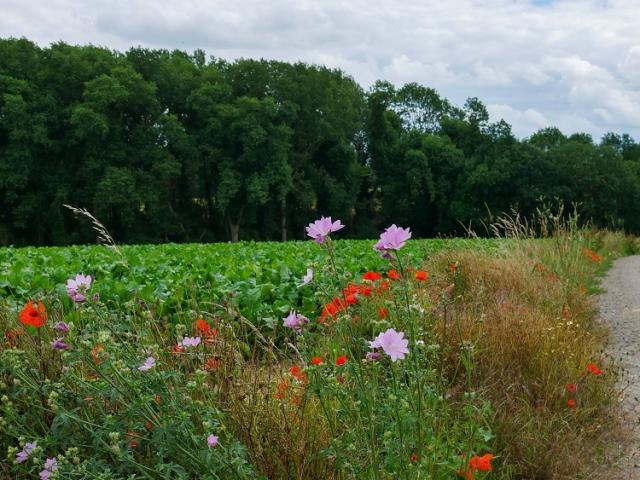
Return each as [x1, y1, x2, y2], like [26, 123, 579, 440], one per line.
[281, 197, 287, 242]
[229, 222, 239, 242]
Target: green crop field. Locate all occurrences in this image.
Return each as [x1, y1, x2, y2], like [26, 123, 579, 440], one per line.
[0, 238, 499, 324]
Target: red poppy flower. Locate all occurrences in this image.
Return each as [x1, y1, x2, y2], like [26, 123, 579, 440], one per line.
[415, 270, 428, 282]
[468, 453, 493, 472]
[320, 302, 339, 323]
[587, 362, 602, 375]
[195, 319, 211, 334]
[205, 357, 220, 371]
[387, 269, 401, 280]
[312, 356, 323, 365]
[568, 398, 576, 409]
[449, 262, 458, 273]
[345, 294, 358, 306]
[289, 364, 307, 382]
[343, 284, 359, 296]
[566, 383, 577, 393]
[411, 453, 418, 462]
[378, 307, 388, 319]
[336, 355, 347, 366]
[91, 344, 104, 364]
[363, 271, 382, 281]
[19, 301, 47, 328]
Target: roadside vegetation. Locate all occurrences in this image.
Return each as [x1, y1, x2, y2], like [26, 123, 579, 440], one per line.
[0, 213, 634, 478]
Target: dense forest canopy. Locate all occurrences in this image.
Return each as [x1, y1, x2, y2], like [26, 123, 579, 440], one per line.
[1, 38, 640, 246]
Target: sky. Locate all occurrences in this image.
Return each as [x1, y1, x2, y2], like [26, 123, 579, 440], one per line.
[1, 0, 639, 140]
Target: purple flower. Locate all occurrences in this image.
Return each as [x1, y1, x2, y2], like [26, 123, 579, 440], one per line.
[283, 310, 309, 332]
[305, 217, 345, 244]
[54, 321, 69, 334]
[39, 457, 58, 480]
[52, 338, 69, 350]
[207, 434, 219, 447]
[180, 336, 201, 348]
[138, 356, 156, 372]
[365, 351, 382, 361]
[374, 225, 412, 252]
[369, 328, 410, 362]
[66, 273, 92, 303]
[16, 440, 37, 463]
[302, 267, 313, 285]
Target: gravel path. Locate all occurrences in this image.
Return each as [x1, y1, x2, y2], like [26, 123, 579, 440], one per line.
[599, 255, 640, 478]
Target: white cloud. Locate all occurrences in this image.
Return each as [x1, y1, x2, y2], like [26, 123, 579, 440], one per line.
[1, 0, 639, 139]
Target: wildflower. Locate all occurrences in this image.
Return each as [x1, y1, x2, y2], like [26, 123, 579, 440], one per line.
[283, 310, 309, 332]
[312, 356, 323, 365]
[360, 285, 373, 296]
[415, 270, 428, 282]
[449, 262, 458, 273]
[387, 269, 401, 280]
[54, 321, 69, 334]
[52, 338, 69, 350]
[411, 453, 418, 462]
[587, 362, 602, 375]
[469, 453, 493, 472]
[369, 328, 409, 362]
[366, 351, 381, 361]
[320, 299, 343, 322]
[180, 337, 201, 348]
[19, 301, 47, 328]
[374, 224, 412, 252]
[205, 357, 221, 370]
[305, 216, 345, 244]
[207, 434, 219, 448]
[274, 379, 290, 399]
[16, 440, 37, 463]
[336, 355, 347, 366]
[138, 356, 156, 372]
[566, 383, 577, 393]
[582, 247, 602, 263]
[345, 293, 358, 306]
[172, 344, 185, 354]
[568, 398, 576, 409]
[91, 344, 104, 364]
[66, 273, 92, 302]
[363, 271, 382, 281]
[303, 267, 314, 285]
[289, 365, 307, 382]
[39, 457, 58, 480]
[378, 307, 388, 319]
[195, 319, 211, 334]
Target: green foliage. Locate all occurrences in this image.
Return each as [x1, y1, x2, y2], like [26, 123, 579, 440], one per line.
[0, 239, 497, 328]
[2, 38, 640, 246]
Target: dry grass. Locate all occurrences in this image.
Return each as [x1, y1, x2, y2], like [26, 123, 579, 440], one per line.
[421, 229, 635, 479]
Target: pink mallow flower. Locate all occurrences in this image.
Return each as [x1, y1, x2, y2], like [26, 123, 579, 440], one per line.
[180, 336, 201, 348]
[369, 328, 410, 362]
[39, 457, 58, 480]
[302, 267, 313, 285]
[16, 440, 37, 463]
[283, 310, 309, 332]
[54, 321, 69, 334]
[374, 225, 412, 252]
[305, 217, 344, 244]
[66, 273, 92, 302]
[207, 434, 219, 447]
[52, 338, 69, 350]
[138, 356, 156, 372]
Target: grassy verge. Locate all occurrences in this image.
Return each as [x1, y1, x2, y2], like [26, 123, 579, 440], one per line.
[0, 228, 634, 478]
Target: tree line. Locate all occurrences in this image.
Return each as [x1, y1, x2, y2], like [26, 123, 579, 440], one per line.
[1, 37, 640, 246]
